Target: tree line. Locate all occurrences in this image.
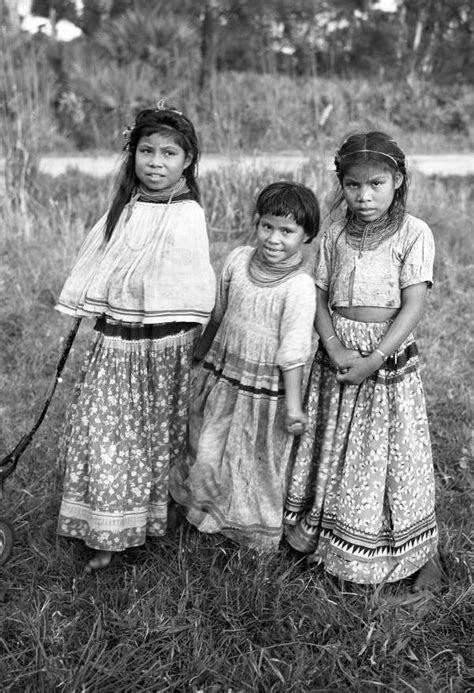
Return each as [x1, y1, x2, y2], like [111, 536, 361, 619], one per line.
[22, 0, 474, 86]
[1, 0, 472, 155]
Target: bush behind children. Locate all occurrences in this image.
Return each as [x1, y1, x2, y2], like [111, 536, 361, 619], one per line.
[54, 109, 442, 590]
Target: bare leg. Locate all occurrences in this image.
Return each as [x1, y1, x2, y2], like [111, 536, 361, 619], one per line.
[412, 554, 445, 592]
[85, 550, 113, 573]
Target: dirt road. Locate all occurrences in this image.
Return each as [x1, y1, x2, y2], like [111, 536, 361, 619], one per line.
[1, 152, 474, 180]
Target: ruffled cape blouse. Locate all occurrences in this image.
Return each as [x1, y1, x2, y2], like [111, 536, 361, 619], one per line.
[56, 198, 216, 324]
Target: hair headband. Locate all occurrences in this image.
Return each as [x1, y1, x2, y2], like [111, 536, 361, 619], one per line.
[335, 149, 399, 168]
[155, 98, 182, 116]
[122, 99, 184, 146]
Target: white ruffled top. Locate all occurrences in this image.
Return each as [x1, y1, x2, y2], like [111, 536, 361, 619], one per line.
[56, 199, 216, 324]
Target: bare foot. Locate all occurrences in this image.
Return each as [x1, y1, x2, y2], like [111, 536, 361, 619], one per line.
[412, 554, 445, 593]
[85, 550, 113, 573]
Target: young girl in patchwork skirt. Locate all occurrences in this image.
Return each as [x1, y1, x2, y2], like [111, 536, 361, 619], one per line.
[55, 104, 215, 572]
[284, 132, 443, 589]
[170, 182, 320, 550]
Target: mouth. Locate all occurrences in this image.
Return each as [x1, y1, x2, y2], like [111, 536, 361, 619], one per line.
[263, 246, 282, 256]
[146, 173, 165, 180]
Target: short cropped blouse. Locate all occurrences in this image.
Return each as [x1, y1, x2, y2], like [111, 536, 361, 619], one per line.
[315, 213, 435, 309]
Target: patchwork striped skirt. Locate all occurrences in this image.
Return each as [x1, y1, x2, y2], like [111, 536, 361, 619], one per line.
[169, 327, 295, 551]
[57, 318, 200, 551]
[284, 313, 438, 584]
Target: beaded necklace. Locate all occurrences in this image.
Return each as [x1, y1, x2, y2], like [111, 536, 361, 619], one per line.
[123, 177, 189, 252]
[247, 247, 305, 287]
[344, 204, 406, 254]
[343, 203, 406, 305]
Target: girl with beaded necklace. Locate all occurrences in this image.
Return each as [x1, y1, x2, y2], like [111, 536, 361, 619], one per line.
[170, 182, 320, 551]
[284, 131, 443, 590]
[55, 104, 215, 572]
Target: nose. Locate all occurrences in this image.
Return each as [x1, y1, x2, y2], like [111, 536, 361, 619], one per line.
[357, 184, 371, 201]
[267, 229, 280, 245]
[149, 151, 164, 167]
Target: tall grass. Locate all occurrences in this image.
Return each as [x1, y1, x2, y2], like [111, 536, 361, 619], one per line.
[0, 163, 472, 691]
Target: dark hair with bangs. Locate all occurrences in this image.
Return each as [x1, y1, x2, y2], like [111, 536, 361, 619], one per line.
[331, 131, 408, 219]
[254, 181, 320, 243]
[104, 106, 200, 241]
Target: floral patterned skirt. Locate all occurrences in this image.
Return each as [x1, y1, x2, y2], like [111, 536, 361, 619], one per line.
[57, 320, 200, 551]
[284, 314, 438, 584]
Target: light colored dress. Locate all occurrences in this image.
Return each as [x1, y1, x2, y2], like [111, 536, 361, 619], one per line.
[284, 214, 438, 583]
[170, 246, 316, 551]
[56, 195, 215, 551]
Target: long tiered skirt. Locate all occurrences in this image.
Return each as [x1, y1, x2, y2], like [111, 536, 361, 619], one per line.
[169, 323, 296, 552]
[284, 314, 438, 584]
[57, 320, 199, 551]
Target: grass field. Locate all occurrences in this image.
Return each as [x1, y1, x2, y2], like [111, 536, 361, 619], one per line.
[0, 162, 472, 692]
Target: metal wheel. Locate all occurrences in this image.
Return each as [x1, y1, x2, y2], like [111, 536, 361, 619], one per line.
[0, 518, 15, 567]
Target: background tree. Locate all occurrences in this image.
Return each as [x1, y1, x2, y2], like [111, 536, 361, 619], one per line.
[31, 0, 79, 24]
[4, 0, 471, 151]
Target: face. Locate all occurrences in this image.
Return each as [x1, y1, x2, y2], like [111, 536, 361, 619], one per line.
[342, 163, 403, 222]
[256, 214, 308, 264]
[134, 132, 191, 194]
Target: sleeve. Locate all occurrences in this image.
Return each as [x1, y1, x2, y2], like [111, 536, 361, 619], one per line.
[67, 212, 108, 265]
[314, 225, 335, 291]
[399, 218, 435, 289]
[187, 205, 216, 315]
[210, 246, 245, 325]
[276, 274, 317, 371]
[55, 213, 108, 314]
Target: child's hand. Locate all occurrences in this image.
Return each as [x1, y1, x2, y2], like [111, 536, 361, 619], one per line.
[326, 343, 360, 370]
[286, 411, 307, 436]
[336, 354, 380, 385]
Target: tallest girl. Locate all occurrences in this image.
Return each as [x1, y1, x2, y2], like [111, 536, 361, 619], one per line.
[55, 104, 215, 572]
[284, 131, 442, 590]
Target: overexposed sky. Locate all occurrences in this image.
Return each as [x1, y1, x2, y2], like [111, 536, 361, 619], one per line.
[18, 0, 399, 18]
[17, 0, 84, 15]
[373, 0, 399, 12]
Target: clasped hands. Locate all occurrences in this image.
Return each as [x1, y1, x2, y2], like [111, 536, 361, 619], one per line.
[329, 345, 379, 385]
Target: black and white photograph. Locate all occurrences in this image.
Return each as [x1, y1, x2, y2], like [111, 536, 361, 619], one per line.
[0, 0, 472, 690]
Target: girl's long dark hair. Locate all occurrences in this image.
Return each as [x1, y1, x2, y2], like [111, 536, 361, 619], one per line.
[330, 131, 408, 219]
[104, 107, 201, 242]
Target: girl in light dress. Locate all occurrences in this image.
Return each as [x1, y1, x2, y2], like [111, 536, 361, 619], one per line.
[170, 182, 320, 551]
[56, 104, 215, 572]
[284, 132, 442, 590]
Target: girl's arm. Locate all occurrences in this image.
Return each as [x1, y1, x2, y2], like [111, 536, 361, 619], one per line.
[337, 282, 429, 385]
[315, 288, 360, 369]
[276, 274, 316, 435]
[283, 366, 306, 434]
[194, 318, 220, 362]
